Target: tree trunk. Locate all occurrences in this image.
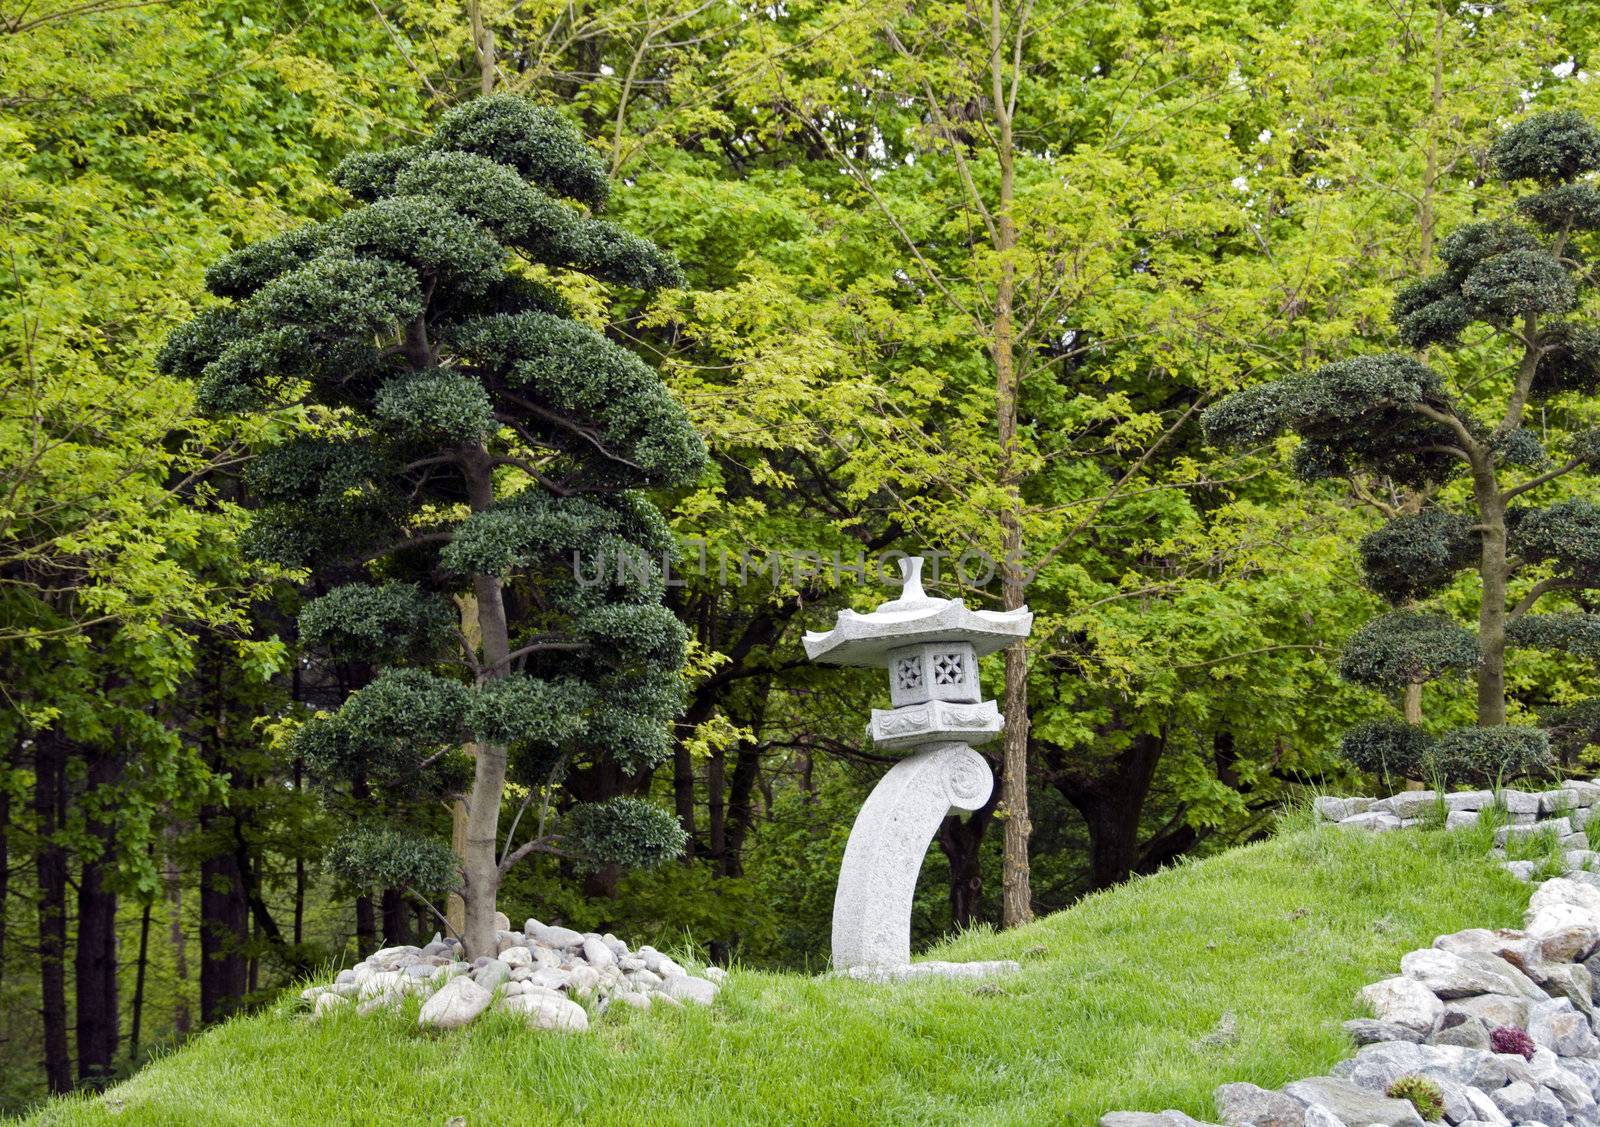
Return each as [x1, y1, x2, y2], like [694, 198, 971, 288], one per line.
[164, 819, 189, 1036]
[382, 888, 410, 946]
[75, 752, 121, 1085]
[672, 740, 697, 858]
[0, 762, 8, 983]
[988, 0, 1032, 929]
[721, 742, 763, 878]
[469, 0, 496, 94]
[293, 757, 306, 949]
[355, 892, 376, 957]
[1417, 2, 1445, 271]
[1050, 729, 1170, 890]
[35, 731, 73, 1094]
[461, 451, 513, 959]
[198, 808, 248, 1023]
[1473, 467, 1509, 726]
[448, 595, 479, 937]
[707, 746, 725, 868]
[1402, 682, 1423, 726]
[936, 763, 998, 930]
[130, 900, 152, 1059]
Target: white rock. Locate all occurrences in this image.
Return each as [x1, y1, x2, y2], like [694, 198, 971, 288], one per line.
[1313, 796, 1347, 822]
[644, 951, 685, 978]
[418, 975, 492, 1030]
[1564, 849, 1600, 872]
[529, 967, 570, 992]
[613, 990, 651, 1010]
[1360, 976, 1444, 1034]
[1381, 790, 1439, 819]
[492, 910, 511, 932]
[1502, 790, 1541, 814]
[500, 946, 533, 969]
[704, 966, 729, 985]
[1568, 781, 1600, 807]
[1400, 947, 1542, 1000]
[530, 923, 584, 949]
[1526, 1045, 1596, 1113]
[582, 936, 616, 970]
[1340, 811, 1403, 832]
[1495, 818, 1574, 844]
[1446, 809, 1480, 830]
[566, 964, 601, 997]
[356, 991, 401, 1015]
[359, 970, 403, 999]
[1531, 876, 1600, 916]
[1503, 860, 1537, 881]
[1528, 998, 1599, 1057]
[313, 992, 349, 1017]
[1524, 903, 1600, 961]
[370, 944, 420, 963]
[500, 991, 588, 1031]
[1460, 1085, 1510, 1125]
[662, 975, 718, 1005]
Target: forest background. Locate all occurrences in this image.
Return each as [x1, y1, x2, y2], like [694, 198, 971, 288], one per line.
[5, 0, 1600, 1109]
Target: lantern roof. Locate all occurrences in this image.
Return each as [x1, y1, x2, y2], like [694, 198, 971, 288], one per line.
[801, 557, 1032, 667]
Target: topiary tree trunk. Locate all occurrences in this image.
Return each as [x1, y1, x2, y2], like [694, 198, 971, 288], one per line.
[162, 96, 705, 957]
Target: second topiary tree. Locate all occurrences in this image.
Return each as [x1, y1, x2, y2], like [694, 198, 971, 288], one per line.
[1206, 110, 1600, 787]
[162, 96, 705, 957]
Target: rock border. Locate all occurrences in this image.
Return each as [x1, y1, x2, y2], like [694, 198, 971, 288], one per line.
[1099, 797, 1600, 1127]
[298, 912, 723, 1032]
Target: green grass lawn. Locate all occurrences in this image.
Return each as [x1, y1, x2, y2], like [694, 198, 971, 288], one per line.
[24, 826, 1530, 1127]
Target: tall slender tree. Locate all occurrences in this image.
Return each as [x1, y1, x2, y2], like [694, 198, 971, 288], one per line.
[162, 95, 705, 957]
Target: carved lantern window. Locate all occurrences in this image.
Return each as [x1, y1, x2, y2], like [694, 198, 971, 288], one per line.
[886, 642, 979, 707]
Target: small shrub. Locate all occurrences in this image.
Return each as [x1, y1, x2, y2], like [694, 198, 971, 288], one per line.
[1340, 720, 1434, 783]
[1490, 1025, 1537, 1060]
[1425, 725, 1553, 786]
[1386, 1074, 1445, 1121]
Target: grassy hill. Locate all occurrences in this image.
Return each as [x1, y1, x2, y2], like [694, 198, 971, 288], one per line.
[23, 824, 1530, 1127]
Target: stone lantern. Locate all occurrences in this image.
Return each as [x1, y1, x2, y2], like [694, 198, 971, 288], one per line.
[803, 556, 1032, 977]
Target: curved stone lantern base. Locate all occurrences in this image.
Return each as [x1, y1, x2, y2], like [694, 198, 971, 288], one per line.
[832, 741, 997, 971]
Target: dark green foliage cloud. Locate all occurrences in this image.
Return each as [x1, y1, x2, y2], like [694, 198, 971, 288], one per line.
[1507, 612, 1600, 660]
[1426, 725, 1552, 785]
[298, 582, 455, 663]
[1510, 500, 1600, 583]
[1357, 510, 1478, 605]
[1491, 110, 1600, 185]
[1543, 699, 1600, 763]
[1339, 720, 1433, 781]
[1534, 323, 1600, 400]
[1338, 611, 1478, 689]
[327, 826, 461, 893]
[566, 797, 688, 872]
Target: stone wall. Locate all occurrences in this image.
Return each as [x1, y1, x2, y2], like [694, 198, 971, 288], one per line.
[1100, 788, 1600, 1127]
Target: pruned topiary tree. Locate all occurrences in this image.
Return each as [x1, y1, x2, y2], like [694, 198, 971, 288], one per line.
[161, 95, 705, 957]
[1205, 110, 1600, 785]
